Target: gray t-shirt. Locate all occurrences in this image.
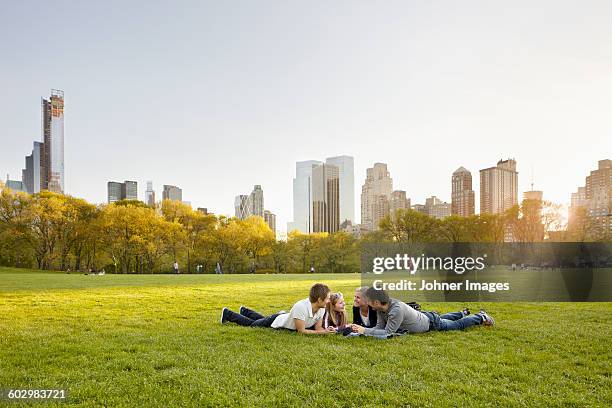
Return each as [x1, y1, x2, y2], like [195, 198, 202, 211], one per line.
[364, 298, 430, 336]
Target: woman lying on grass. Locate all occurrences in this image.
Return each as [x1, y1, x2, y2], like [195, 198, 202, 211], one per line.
[322, 292, 349, 330]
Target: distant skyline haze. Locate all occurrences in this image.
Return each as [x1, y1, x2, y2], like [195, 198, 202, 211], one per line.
[1, 1, 611, 231]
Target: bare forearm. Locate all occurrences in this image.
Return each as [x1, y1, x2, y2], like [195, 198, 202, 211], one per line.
[298, 328, 331, 335]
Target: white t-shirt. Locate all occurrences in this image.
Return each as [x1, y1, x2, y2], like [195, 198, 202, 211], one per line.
[271, 298, 325, 330]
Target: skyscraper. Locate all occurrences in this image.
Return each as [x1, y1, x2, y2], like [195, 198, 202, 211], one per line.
[451, 167, 475, 217]
[288, 160, 322, 233]
[325, 155, 355, 224]
[107, 181, 123, 203]
[234, 194, 251, 219]
[145, 181, 156, 207]
[312, 163, 340, 233]
[162, 185, 182, 201]
[288, 156, 354, 234]
[250, 185, 264, 217]
[42, 90, 65, 193]
[234, 185, 266, 220]
[20, 90, 64, 195]
[569, 159, 611, 237]
[480, 159, 518, 214]
[264, 210, 277, 236]
[122, 181, 138, 201]
[22, 141, 44, 194]
[107, 180, 137, 203]
[390, 190, 411, 215]
[361, 163, 393, 232]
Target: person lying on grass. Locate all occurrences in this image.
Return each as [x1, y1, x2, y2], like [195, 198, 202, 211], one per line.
[220, 283, 336, 334]
[322, 292, 349, 329]
[352, 286, 377, 328]
[350, 287, 495, 337]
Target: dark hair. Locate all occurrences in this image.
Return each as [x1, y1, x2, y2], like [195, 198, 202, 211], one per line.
[309, 283, 331, 302]
[365, 287, 390, 304]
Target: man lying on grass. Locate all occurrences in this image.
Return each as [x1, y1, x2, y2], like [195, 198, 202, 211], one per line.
[220, 283, 336, 334]
[350, 287, 495, 337]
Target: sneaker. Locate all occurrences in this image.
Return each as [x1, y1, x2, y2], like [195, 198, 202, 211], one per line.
[478, 309, 495, 326]
[462, 308, 471, 317]
[220, 307, 229, 324]
[239, 305, 246, 315]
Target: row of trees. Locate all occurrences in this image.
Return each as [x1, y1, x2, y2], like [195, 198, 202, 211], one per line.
[0, 185, 361, 273]
[0, 182, 606, 273]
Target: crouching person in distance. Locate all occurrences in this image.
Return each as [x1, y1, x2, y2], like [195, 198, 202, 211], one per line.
[220, 283, 336, 335]
[350, 288, 495, 337]
[352, 286, 377, 328]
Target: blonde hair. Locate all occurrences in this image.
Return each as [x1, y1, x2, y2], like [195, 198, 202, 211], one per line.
[325, 292, 348, 327]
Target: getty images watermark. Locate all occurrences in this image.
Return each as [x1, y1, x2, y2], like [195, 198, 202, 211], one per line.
[361, 243, 612, 302]
[370, 253, 510, 293]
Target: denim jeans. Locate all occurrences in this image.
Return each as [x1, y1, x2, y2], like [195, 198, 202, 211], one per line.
[422, 311, 483, 331]
[225, 307, 281, 328]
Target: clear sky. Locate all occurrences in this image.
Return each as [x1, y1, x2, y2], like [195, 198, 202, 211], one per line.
[1, 1, 610, 231]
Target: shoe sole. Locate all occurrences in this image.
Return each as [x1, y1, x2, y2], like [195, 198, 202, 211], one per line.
[479, 310, 495, 326]
[221, 307, 228, 324]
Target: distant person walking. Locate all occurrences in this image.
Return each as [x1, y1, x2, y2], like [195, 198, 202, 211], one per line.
[215, 262, 222, 275]
[173, 261, 179, 274]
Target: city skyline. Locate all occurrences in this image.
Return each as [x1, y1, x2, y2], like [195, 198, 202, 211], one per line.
[1, 2, 611, 231]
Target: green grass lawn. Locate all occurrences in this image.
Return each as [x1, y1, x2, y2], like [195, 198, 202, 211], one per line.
[0, 267, 610, 407]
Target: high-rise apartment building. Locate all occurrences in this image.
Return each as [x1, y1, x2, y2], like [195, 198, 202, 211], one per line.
[289, 156, 354, 234]
[361, 163, 393, 232]
[425, 196, 451, 219]
[42, 90, 65, 193]
[107, 182, 123, 203]
[264, 210, 276, 236]
[451, 167, 475, 217]
[234, 194, 251, 219]
[250, 185, 264, 217]
[162, 185, 182, 201]
[20, 90, 64, 194]
[288, 160, 322, 233]
[390, 190, 411, 216]
[325, 155, 355, 224]
[312, 163, 340, 233]
[22, 141, 44, 194]
[234, 185, 266, 220]
[107, 180, 138, 203]
[145, 181, 156, 207]
[569, 160, 611, 236]
[122, 181, 137, 201]
[480, 159, 518, 214]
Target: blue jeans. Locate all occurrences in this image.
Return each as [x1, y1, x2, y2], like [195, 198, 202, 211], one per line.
[226, 307, 281, 327]
[422, 311, 483, 331]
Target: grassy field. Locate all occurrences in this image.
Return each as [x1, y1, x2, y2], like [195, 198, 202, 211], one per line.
[0, 267, 610, 407]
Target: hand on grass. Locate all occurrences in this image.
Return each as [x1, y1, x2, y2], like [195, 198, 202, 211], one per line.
[351, 324, 365, 334]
